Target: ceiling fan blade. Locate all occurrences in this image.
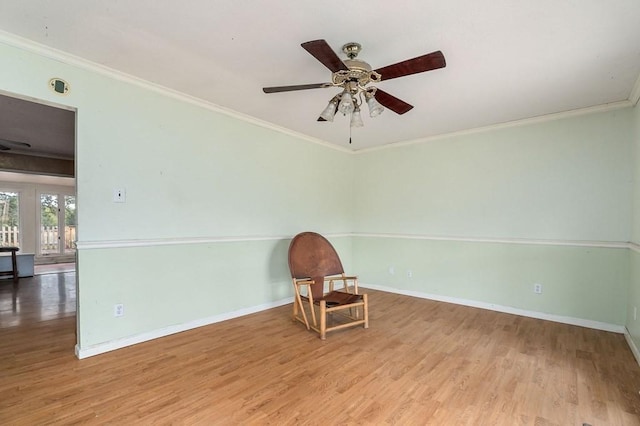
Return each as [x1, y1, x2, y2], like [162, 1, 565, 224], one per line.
[301, 40, 349, 73]
[0, 138, 31, 148]
[374, 50, 446, 81]
[263, 83, 332, 94]
[374, 89, 414, 115]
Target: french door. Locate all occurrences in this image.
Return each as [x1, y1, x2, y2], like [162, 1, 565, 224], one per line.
[39, 193, 76, 257]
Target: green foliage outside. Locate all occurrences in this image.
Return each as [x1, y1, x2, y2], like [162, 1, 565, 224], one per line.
[41, 194, 76, 227]
[0, 192, 19, 227]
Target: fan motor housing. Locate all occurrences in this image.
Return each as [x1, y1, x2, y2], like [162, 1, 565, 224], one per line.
[332, 58, 380, 88]
[344, 58, 371, 72]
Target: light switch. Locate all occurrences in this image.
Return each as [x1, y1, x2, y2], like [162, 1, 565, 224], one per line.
[113, 188, 126, 203]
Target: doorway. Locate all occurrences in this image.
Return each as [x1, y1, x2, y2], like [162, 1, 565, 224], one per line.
[0, 91, 77, 345]
[0, 91, 76, 261]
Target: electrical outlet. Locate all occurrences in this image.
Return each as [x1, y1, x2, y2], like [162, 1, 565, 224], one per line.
[534, 283, 542, 294]
[407, 270, 413, 278]
[114, 303, 124, 317]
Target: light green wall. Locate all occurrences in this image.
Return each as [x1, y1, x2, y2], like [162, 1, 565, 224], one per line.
[0, 41, 354, 350]
[354, 236, 628, 325]
[2, 37, 638, 353]
[78, 235, 352, 347]
[77, 84, 355, 241]
[0, 42, 354, 241]
[632, 102, 640, 244]
[627, 102, 640, 350]
[354, 109, 633, 326]
[355, 110, 633, 241]
[629, 251, 640, 344]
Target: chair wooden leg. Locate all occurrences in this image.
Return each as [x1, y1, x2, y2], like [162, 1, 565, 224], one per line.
[320, 300, 327, 340]
[293, 284, 310, 330]
[292, 293, 299, 318]
[363, 293, 369, 329]
[308, 293, 317, 327]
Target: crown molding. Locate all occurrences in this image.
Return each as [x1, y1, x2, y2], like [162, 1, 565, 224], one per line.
[0, 30, 351, 155]
[356, 100, 633, 154]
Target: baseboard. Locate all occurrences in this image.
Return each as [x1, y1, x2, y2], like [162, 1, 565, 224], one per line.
[75, 297, 294, 359]
[360, 283, 625, 334]
[75, 285, 633, 361]
[624, 328, 640, 366]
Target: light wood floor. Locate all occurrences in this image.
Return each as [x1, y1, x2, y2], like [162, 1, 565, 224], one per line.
[2, 274, 640, 425]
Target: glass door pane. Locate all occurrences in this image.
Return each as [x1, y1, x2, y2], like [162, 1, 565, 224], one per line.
[0, 191, 20, 248]
[64, 195, 76, 254]
[41, 194, 59, 255]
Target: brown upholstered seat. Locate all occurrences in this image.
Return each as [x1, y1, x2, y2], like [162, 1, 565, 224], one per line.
[288, 232, 368, 339]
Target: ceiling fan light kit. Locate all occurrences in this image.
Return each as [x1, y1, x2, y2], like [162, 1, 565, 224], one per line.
[263, 39, 446, 137]
[318, 95, 340, 122]
[364, 90, 384, 117]
[338, 89, 355, 115]
[350, 105, 364, 128]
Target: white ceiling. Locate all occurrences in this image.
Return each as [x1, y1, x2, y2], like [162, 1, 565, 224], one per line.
[0, 1, 639, 152]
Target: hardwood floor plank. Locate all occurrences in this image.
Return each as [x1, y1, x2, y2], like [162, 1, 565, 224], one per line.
[2, 275, 640, 424]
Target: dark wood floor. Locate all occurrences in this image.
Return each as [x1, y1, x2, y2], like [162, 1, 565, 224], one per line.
[1, 273, 640, 424]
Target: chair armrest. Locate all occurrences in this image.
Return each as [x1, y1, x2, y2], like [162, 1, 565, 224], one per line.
[325, 275, 358, 281]
[326, 275, 359, 293]
[294, 276, 360, 294]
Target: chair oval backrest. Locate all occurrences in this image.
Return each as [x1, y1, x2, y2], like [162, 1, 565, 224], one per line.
[288, 232, 345, 279]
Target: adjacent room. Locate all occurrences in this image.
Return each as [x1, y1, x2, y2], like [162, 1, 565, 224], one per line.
[1, 1, 640, 424]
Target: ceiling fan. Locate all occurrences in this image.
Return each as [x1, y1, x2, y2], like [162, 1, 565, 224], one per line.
[0, 138, 31, 151]
[263, 39, 446, 129]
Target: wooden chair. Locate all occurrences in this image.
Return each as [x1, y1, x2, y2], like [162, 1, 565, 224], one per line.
[288, 232, 368, 339]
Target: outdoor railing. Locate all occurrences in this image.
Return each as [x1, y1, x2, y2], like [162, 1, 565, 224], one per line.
[0, 225, 76, 251]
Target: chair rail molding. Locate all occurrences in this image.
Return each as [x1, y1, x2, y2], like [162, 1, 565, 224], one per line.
[352, 232, 631, 250]
[75, 233, 353, 250]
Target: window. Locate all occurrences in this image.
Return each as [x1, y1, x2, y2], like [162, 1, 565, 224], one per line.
[0, 191, 20, 248]
[64, 195, 76, 254]
[39, 193, 76, 256]
[40, 193, 59, 254]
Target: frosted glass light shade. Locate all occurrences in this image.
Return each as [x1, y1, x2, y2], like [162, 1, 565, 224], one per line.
[319, 101, 337, 121]
[350, 108, 364, 127]
[367, 96, 384, 117]
[338, 91, 355, 115]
